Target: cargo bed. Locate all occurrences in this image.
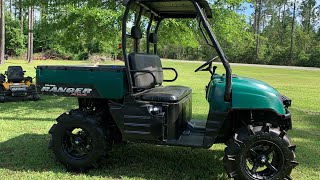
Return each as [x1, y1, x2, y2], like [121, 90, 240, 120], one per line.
[36, 65, 127, 99]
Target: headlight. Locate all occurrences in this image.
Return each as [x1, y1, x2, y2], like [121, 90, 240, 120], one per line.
[281, 95, 292, 107]
[148, 106, 163, 115]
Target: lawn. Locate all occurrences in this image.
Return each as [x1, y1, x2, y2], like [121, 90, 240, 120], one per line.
[0, 60, 319, 180]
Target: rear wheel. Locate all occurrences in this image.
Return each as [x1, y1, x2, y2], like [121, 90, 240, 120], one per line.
[224, 125, 298, 180]
[32, 93, 40, 101]
[28, 85, 40, 101]
[49, 109, 112, 170]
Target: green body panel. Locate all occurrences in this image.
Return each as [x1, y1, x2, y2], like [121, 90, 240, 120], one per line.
[207, 74, 285, 115]
[206, 75, 231, 112]
[36, 66, 128, 99]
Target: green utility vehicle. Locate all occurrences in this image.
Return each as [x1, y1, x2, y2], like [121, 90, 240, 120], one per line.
[36, 0, 298, 179]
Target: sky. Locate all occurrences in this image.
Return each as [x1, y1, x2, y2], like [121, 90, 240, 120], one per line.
[237, 0, 320, 29]
[240, 0, 320, 17]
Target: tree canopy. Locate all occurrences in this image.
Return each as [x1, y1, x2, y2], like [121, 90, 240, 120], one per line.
[0, 0, 319, 67]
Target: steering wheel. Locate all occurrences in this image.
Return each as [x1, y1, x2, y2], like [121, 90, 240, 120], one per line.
[194, 56, 219, 75]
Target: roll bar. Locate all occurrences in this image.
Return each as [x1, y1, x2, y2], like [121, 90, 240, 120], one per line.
[191, 1, 232, 101]
[122, 0, 232, 101]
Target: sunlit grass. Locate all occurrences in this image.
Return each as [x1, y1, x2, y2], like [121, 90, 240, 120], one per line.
[0, 59, 319, 179]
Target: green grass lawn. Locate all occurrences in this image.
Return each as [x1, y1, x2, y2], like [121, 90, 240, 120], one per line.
[0, 60, 319, 179]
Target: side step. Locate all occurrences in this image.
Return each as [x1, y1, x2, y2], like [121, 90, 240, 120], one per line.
[187, 120, 206, 133]
[166, 121, 206, 147]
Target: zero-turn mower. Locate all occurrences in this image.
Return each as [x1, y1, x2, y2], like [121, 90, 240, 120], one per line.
[0, 66, 40, 103]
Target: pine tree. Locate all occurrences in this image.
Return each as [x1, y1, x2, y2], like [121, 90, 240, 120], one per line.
[0, 0, 5, 65]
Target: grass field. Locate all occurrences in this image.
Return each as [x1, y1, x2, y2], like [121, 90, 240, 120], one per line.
[0, 60, 319, 180]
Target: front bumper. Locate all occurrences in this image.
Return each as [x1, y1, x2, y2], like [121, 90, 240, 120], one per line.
[277, 94, 292, 130]
[281, 108, 292, 130]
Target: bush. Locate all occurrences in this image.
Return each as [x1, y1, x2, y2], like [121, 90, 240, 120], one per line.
[5, 13, 25, 56]
[268, 46, 290, 65]
[308, 45, 320, 67]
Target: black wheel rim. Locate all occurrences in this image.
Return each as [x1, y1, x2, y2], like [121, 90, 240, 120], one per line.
[243, 140, 284, 179]
[63, 128, 93, 159]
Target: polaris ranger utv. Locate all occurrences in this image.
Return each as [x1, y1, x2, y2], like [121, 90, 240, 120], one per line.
[36, 0, 297, 179]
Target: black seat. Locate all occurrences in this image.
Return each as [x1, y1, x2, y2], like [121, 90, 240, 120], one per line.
[6, 66, 25, 83]
[141, 85, 192, 102]
[129, 52, 191, 103]
[128, 26, 191, 103]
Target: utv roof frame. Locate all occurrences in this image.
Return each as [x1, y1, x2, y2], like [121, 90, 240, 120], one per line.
[123, 0, 213, 19]
[122, 0, 232, 101]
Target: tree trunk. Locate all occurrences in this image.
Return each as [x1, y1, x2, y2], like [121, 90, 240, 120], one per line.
[255, 0, 262, 62]
[262, 12, 265, 30]
[278, 5, 282, 40]
[27, 6, 34, 63]
[282, 3, 286, 25]
[20, 0, 23, 35]
[0, 0, 5, 65]
[14, 0, 17, 19]
[253, 0, 258, 34]
[290, 0, 296, 64]
[307, 2, 312, 33]
[282, 3, 286, 34]
[10, 0, 12, 17]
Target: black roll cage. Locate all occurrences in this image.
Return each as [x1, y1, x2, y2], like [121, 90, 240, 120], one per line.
[122, 0, 232, 101]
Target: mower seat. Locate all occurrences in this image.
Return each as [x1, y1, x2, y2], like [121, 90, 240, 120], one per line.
[129, 53, 192, 103]
[6, 66, 25, 83]
[141, 86, 192, 102]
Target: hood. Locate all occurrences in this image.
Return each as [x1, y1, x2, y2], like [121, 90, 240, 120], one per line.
[231, 75, 286, 114]
[232, 76, 279, 96]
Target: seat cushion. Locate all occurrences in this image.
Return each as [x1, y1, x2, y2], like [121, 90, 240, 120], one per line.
[141, 85, 192, 102]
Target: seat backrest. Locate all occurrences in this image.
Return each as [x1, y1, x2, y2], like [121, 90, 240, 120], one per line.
[149, 33, 158, 44]
[129, 53, 163, 89]
[7, 66, 24, 83]
[131, 26, 142, 40]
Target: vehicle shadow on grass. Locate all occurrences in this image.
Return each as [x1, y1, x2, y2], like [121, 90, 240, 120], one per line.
[1, 117, 55, 121]
[0, 134, 227, 179]
[0, 95, 77, 112]
[0, 95, 77, 121]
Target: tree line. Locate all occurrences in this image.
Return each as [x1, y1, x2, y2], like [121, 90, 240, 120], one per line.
[0, 0, 319, 67]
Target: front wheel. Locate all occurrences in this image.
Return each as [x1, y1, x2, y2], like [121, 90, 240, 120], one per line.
[224, 125, 298, 180]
